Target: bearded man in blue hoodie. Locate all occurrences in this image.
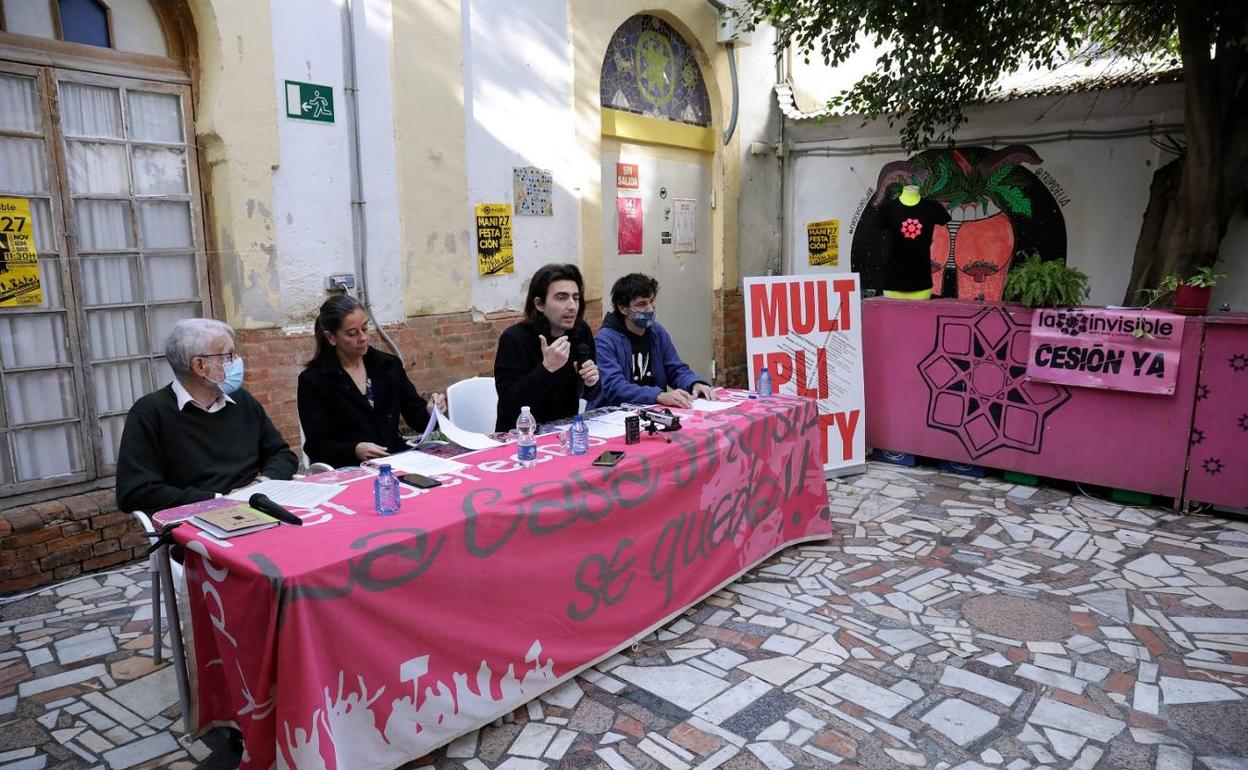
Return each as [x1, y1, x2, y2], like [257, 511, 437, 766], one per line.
[591, 273, 717, 409]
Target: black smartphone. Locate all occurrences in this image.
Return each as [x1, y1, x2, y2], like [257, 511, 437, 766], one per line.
[592, 450, 625, 467]
[400, 473, 442, 489]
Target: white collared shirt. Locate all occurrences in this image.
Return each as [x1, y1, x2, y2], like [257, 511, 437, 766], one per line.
[172, 378, 235, 414]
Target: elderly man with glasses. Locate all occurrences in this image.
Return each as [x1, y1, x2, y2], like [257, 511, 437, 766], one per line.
[115, 318, 297, 514]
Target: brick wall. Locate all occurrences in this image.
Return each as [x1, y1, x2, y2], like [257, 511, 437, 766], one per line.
[238, 301, 602, 454]
[713, 288, 747, 389]
[0, 294, 759, 596]
[0, 491, 147, 594]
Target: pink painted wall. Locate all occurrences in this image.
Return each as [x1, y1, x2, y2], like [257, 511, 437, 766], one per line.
[1183, 314, 1248, 509]
[863, 298, 1203, 497]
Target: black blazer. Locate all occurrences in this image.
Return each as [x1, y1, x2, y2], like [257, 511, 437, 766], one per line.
[493, 320, 599, 432]
[297, 348, 431, 468]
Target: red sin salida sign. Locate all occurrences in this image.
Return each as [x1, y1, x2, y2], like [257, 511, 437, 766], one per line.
[744, 274, 866, 475]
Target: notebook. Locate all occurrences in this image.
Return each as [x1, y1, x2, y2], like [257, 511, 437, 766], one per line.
[189, 504, 279, 539]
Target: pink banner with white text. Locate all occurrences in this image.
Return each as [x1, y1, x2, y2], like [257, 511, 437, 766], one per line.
[1027, 308, 1185, 395]
[159, 395, 830, 770]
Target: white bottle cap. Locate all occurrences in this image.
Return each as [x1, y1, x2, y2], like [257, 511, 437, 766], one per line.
[521, 406, 531, 413]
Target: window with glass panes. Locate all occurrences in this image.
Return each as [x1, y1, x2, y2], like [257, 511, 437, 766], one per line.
[0, 64, 206, 496]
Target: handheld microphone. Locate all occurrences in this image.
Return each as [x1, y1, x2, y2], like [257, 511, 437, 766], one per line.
[639, 407, 682, 431]
[248, 493, 304, 526]
[573, 332, 592, 398]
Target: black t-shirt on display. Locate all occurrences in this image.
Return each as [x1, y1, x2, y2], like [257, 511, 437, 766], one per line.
[878, 197, 952, 292]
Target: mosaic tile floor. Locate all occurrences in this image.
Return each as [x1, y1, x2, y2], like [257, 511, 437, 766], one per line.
[2, 463, 1248, 770]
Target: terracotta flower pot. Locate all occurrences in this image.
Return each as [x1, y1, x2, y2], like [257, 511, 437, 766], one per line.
[1173, 284, 1212, 316]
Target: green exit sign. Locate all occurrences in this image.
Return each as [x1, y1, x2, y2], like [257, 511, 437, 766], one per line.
[284, 80, 335, 123]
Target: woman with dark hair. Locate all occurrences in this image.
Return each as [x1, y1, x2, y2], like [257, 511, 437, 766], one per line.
[297, 295, 446, 467]
[493, 263, 599, 431]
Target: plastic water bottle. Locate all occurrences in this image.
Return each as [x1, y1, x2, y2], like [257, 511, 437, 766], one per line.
[757, 366, 773, 398]
[516, 406, 538, 467]
[570, 414, 590, 456]
[374, 463, 401, 515]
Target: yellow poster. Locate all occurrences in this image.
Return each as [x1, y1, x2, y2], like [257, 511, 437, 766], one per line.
[807, 219, 839, 267]
[475, 203, 514, 276]
[0, 198, 43, 307]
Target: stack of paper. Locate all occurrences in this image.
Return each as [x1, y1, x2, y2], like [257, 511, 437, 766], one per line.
[225, 479, 344, 509]
[381, 451, 470, 477]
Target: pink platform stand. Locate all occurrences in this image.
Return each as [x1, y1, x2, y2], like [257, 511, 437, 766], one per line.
[862, 298, 1205, 500]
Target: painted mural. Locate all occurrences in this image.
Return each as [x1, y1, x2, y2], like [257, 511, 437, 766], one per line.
[851, 145, 1067, 301]
[600, 15, 711, 127]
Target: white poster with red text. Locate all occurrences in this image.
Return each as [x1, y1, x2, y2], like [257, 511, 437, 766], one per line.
[744, 274, 866, 476]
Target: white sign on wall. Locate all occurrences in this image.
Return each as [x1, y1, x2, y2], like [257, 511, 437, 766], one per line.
[743, 274, 866, 476]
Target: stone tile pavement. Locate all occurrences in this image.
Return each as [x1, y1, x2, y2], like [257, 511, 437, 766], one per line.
[2, 462, 1248, 769]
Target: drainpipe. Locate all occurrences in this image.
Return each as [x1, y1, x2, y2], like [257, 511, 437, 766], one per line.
[704, 0, 738, 145]
[775, 38, 786, 275]
[342, 0, 401, 357]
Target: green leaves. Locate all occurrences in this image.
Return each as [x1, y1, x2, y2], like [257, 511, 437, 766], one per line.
[1003, 252, 1090, 308]
[741, 0, 1178, 151]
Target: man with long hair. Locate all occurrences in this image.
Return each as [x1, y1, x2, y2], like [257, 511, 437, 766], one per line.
[493, 263, 600, 431]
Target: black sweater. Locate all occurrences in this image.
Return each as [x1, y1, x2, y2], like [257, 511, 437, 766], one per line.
[297, 348, 432, 468]
[115, 385, 297, 513]
[493, 320, 599, 431]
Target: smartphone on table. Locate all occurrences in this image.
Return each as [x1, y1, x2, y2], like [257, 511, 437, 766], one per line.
[592, 450, 625, 468]
[400, 473, 442, 489]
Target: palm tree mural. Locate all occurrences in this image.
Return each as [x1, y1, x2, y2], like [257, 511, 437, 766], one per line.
[854, 145, 1067, 301]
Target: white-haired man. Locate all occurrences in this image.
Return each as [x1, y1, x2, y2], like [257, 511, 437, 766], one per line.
[116, 318, 297, 513]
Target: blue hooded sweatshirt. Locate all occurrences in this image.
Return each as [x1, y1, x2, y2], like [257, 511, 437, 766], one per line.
[589, 311, 707, 408]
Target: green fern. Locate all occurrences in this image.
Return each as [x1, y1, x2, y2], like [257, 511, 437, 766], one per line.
[1003, 253, 1089, 308]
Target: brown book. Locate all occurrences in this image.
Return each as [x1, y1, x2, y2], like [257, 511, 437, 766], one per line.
[190, 505, 278, 539]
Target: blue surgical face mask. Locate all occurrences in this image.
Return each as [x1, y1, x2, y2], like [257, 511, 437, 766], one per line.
[209, 356, 245, 394]
[629, 309, 656, 329]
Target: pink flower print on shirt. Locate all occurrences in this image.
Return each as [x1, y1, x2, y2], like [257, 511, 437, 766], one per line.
[900, 218, 923, 239]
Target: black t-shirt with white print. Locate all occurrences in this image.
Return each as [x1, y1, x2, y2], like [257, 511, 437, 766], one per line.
[878, 197, 952, 292]
[626, 329, 654, 387]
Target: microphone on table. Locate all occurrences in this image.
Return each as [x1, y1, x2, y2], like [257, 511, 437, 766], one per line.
[248, 493, 304, 526]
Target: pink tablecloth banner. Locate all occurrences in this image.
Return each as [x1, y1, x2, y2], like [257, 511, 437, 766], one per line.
[159, 393, 831, 770]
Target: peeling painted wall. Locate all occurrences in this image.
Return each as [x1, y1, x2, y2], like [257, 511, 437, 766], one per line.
[463, 0, 579, 314]
[187, 0, 281, 329]
[191, 0, 754, 327]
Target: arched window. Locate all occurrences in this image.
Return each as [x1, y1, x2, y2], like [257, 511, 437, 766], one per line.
[58, 0, 111, 48]
[601, 15, 711, 128]
[0, 0, 168, 56]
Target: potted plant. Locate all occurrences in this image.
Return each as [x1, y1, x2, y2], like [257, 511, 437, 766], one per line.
[1141, 267, 1226, 316]
[1002, 252, 1090, 308]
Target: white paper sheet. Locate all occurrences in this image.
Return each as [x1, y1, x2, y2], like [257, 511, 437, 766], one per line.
[582, 409, 636, 439]
[434, 409, 503, 450]
[414, 407, 439, 446]
[225, 479, 345, 509]
[380, 450, 470, 477]
[690, 398, 738, 412]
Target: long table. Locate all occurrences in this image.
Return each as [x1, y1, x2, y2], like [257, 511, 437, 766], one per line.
[155, 392, 831, 770]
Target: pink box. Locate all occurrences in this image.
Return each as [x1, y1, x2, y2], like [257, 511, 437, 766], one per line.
[1183, 314, 1248, 509]
[863, 298, 1204, 497]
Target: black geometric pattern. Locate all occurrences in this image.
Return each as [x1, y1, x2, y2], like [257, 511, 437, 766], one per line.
[1230, 353, 1248, 373]
[918, 308, 1070, 459]
[1203, 457, 1224, 475]
[1190, 429, 1205, 446]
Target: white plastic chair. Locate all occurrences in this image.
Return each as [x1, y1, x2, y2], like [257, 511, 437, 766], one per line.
[446, 376, 498, 434]
[131, 511, 183, 662]
[131, 510, 192, 731]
